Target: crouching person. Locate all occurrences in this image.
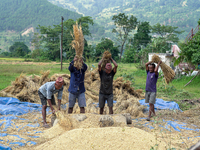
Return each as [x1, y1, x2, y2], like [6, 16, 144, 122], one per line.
[145, 61, 162, 121]
[38, 77, 64, 128]
[98, 58, 118, 114]
[68, 56, 87, 114]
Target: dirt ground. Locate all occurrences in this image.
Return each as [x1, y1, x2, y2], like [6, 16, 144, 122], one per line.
[1, 105, 200, 150]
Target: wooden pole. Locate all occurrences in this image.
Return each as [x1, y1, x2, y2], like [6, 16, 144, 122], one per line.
[61, 16, 64, 70]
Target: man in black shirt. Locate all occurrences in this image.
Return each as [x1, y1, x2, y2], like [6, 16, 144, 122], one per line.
[98, 58, 118, 114]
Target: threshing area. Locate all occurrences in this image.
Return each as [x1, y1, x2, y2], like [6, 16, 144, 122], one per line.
[0, 69, 200, 150]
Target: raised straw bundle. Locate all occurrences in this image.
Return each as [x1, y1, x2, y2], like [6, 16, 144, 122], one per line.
[71, 22, 84, 69]
[102, 51, 112, 70]
[151, 54, 175, 84]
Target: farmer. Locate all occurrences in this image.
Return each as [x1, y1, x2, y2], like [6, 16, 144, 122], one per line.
[38, 76, 64, 128]
[98, 58, 118, 114]
[145, 61, 162, 121]
[68, 56, 87, 114]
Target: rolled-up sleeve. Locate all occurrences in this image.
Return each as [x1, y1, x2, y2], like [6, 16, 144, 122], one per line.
[57, 88, 63, 100]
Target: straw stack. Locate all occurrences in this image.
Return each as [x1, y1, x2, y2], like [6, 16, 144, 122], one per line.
[71, 22, 84, 69]
[102, 51, 112, 70]
[151, 54, 175, 84]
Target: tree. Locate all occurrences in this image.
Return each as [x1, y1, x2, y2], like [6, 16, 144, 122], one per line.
[178, 21, 200, 65]
[112, 13, 138, 60]
[151, 23, 183, 43]
[95, 38, 119, 61]
[9, 42, 30, 57]
[133, 21, 151, 50]
[36, 16, 94, 61]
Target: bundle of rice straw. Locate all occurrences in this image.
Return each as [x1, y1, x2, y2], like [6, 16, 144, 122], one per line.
[102, 51, 112, 70]
[71, 22, 84, 69]
[151, 54, 175, 84]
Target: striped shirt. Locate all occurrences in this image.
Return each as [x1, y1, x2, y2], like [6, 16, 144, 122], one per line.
[39, 81, 63, 100]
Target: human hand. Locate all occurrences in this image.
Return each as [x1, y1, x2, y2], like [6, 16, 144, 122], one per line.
[52, 109, 56, 114]
[73, 56, 78, 61]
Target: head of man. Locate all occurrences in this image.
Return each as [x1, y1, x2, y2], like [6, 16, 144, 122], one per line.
[148, 63, 155, 73]
[105, 63, 112, 74]
[55, 76, 64, 90]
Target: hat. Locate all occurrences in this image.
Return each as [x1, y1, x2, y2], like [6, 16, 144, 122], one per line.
[105, 63, 112, 70]
[56, 76, 64, 86]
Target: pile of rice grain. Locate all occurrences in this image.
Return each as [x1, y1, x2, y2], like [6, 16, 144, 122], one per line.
[152, 54, 175, 84]
[33, 127, 167, 150]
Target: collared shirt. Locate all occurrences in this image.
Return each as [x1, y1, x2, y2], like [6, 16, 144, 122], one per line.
[145, 70, 159, 92]
[39, 81, 63, 99]
[68, 61, 87, 94]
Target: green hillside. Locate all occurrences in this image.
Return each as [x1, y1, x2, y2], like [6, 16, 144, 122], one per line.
[0, 0, 82, 32]
[48, 0, 200, 39]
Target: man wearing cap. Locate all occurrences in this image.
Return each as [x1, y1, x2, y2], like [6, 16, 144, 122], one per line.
[68, 56, 87, 114]
[38, 77, 64, 128]
[98, 58, 118, 114]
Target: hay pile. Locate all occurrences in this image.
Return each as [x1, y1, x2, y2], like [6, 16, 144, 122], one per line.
[101, 50, 112, 70]
[152, 54, 175, 84]
[0, 69, 145, 117]
[71, 22, 84, 69]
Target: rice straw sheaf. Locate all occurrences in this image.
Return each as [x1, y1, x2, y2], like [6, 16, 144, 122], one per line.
[102, 51, 112, 70]
[0, 70, 145, 117]
[151, 54, 175, 84]
[71, 22, 84, 69]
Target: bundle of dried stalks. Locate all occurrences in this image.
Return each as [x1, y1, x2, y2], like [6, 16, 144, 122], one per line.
[71, 22, 84, 69]
[1, 69, 145, 117]
[102, 51, 112, 70]
[151, 54, 175, 84]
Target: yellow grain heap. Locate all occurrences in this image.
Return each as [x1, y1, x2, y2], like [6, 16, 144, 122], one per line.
[102, 50, 112, 70]
[71, 22, 84, 69]
[151, 54, 175, 84]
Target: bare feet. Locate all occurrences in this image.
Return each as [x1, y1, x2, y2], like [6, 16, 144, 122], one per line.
[43, 123, 50, 128]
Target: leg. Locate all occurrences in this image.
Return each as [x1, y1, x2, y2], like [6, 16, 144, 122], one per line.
[152, 104, 156, 117]
[107, 94, 114, 114]
[42, 105, 47, 125]
[68, 107, 73, 114]
[78, 92, 86, 114]
[99, 93, 105, 115]
[80, 107, 85, 113]
[109, 107, 113, 114]
[38, 91, 49, 127]
[68, 92, 76, 114]
[149, 92, 156, 117]
[100, 107, 104, 114]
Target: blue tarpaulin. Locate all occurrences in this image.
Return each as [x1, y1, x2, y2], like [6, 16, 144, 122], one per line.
[0, 97, 43, 150]
[139, 98, 182, 111]
[0, 97, 42, 116]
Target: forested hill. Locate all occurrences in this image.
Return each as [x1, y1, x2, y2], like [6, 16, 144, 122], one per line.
[48, 0, 200, 38]
[0, 0, 82, 32]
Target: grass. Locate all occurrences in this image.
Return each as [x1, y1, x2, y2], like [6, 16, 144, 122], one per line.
[0, 57, 33, 61]
[0, 59, 199, 111]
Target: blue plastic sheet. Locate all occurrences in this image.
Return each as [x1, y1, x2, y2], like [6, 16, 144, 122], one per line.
[0, 97, 43, 149]
[0, 97, 42, 116]
[0, 144, 12, 150]
[139, 98, 182, 111]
